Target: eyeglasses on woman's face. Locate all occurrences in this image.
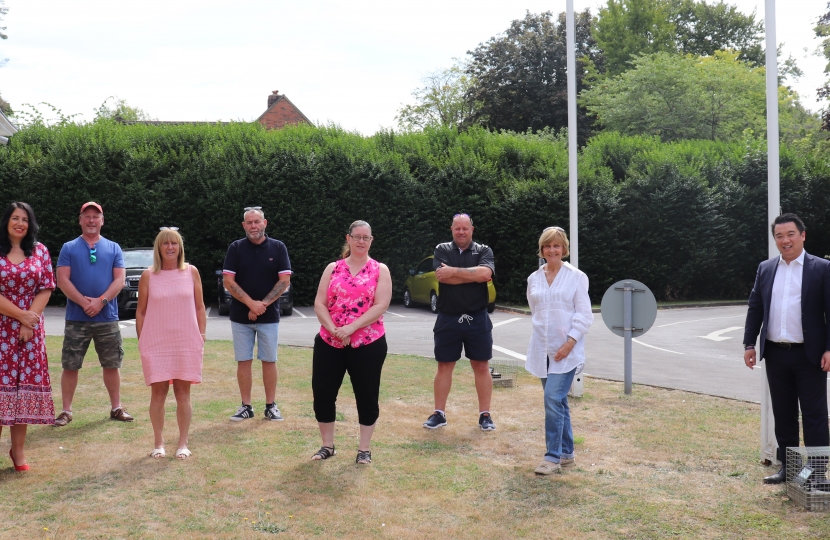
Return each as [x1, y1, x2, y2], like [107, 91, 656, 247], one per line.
[349, 234, 372, 243]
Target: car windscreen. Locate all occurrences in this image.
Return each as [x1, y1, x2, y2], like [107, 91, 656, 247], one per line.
[123, 250, 154, 269]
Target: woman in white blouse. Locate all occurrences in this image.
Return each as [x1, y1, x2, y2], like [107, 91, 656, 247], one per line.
[526, 227, 593, 475]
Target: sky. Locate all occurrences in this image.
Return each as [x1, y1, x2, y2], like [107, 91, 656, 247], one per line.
[0, 0, 827, 135]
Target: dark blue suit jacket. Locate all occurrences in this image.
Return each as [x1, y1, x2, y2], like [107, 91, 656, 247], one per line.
[743, 252, 830, 365]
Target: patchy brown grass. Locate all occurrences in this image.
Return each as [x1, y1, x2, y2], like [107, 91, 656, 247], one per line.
[0, 337, 827, 539]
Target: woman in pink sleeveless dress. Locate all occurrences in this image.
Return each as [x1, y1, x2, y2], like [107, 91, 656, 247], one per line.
[136, 228, 206, 460]
[311, 220, 392, 464]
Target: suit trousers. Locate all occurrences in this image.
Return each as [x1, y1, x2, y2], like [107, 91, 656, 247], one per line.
[764, 341, 830, 464]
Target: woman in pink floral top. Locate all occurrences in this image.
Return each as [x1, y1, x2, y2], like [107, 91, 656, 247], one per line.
[0, 202, 56, 472]
[312, 220, 392, 464]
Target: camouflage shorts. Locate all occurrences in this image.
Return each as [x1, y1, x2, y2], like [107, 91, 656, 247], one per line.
[61, 321, 124, 370]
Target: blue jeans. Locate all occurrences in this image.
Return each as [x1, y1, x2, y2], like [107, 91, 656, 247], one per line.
[540, 367, 577, 463]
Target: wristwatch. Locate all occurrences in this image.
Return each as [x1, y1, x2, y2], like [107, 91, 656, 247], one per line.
[101, 296, 109, 306]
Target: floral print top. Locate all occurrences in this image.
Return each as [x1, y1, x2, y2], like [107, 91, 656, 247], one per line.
[319, 258, 385, 348]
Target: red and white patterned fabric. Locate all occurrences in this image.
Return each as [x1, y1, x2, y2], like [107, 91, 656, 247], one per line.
[0, 243, 56, 425]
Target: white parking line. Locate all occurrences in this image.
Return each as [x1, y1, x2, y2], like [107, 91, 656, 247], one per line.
[632, 338, 685, 355]
[206, 307, 211, 317]
[118, 320, 136, 330]
[657, 315, 744, 328]
[492, 317, 522, 328]
[385, 310, 406, 318]
[292, 307, 308, 318]
[492, 345, 527, 361]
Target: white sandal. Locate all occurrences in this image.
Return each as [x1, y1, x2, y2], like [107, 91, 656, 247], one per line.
[175, 448, 192, 460]
[150, 448, 166, 458]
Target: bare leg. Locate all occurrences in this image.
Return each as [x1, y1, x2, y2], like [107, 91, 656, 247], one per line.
[262, 362, 278, 404]
[172, 380, 192, 452]
[433, 361, 456, 411]
[60, 369, 80, 411]
[470, 360, 493, 413]
[237, 360, 253, 405]
[10, 424, 28, 466]
[311, 422, 336, 460]
[149, 382, 169, 450]
[359, 423, 376, 452]
[102, 367, 122, 409]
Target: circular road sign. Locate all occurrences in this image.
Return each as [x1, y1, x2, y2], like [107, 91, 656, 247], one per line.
[600, 279, 658, 338]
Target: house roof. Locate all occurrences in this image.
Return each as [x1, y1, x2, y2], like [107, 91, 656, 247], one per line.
[255, 94, 312, 125]
[0, 109, 18, 143]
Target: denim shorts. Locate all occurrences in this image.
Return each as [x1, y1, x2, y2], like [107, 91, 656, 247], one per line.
[433, 309, 493, 362]
[231, 321, 279, 362]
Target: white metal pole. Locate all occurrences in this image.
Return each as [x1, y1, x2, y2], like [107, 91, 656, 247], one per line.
[565, 1, 583, 398]
[566, 0, 578, 270]
[761, 0, 780, 465]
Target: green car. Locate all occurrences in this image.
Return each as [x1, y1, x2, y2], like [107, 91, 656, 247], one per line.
[403, 256, 496, 314]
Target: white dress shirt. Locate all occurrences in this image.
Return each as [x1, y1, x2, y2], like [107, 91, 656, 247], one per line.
[767, 249, 805, 343]
[525, 262, 594, 377]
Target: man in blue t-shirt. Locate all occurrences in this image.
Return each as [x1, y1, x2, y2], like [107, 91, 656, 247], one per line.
[54, 202, 133, 426]
[223, 207, 292, 422]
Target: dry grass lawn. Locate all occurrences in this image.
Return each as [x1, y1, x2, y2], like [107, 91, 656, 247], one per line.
[0, 337, 828, 539]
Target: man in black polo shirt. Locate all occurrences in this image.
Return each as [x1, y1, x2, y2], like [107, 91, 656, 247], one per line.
[423, 213, 497, 431]
[223, 207, 292, 422]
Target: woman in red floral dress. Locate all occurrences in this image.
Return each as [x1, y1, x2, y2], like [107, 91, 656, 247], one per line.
[0, 202, 56, 471]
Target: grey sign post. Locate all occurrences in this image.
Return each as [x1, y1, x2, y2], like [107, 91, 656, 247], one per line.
[600, 280, 657, 394]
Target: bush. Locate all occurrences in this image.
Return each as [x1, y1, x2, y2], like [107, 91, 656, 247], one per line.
[1, 122, 827, 306]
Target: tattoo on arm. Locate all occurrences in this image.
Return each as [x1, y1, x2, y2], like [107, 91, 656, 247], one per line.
[229, 283, 247, 300]
[263, 280, 289, 305]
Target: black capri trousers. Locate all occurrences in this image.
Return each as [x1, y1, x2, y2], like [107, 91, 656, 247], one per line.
[312, 334, 388, 426]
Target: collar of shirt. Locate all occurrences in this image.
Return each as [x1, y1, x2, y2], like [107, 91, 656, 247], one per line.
[778, 249, 805, 267]
[450, 240, 472, 254]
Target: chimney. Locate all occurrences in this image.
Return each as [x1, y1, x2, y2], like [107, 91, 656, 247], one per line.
[267, 90, 280, 108]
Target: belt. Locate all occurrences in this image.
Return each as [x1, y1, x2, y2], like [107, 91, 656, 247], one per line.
[766, 340, 804, 349]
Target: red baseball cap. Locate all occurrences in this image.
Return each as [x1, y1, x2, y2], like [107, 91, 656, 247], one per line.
[80, 201, 103, 213]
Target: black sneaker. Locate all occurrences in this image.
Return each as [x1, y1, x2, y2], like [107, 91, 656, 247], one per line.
[423, 411, 447, 429]
[230, 404, 254, 422]
[264, 403, 284, 421]
[479, 412, 496, 431]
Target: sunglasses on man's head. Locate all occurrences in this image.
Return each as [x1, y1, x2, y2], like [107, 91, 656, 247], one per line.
[244, 206, 262, 212]
[89, 247, 97, 264]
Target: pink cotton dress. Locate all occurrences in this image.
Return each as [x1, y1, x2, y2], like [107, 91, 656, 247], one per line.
[319, 258, 385, 348]
[138, 266, 203, 385]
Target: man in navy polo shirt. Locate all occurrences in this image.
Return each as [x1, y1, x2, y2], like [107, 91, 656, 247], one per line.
[55, 201, 133, 426]
[223, 207, 292, 422]
[423, 213, 497, 431]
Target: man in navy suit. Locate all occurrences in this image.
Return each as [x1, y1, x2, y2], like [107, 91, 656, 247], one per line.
[743, 213, 830, 484]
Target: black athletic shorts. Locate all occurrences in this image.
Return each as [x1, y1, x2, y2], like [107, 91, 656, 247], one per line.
[433, 308, 492, 362]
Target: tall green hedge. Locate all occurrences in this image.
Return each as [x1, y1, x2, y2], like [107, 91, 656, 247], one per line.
[1, 122, 827, 306]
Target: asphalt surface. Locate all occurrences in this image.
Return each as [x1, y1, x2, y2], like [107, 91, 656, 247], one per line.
[42, 303, 806, 403]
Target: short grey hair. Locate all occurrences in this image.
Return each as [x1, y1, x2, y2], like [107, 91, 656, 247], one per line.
[243, 208, 265, 220]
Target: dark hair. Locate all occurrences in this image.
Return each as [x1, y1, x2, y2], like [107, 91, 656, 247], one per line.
[772, 213, 805, 235]
[0, 202, 39, 257]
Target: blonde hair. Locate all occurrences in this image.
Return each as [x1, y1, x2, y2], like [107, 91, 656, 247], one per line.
[151, 229, 186, 272]
[537, 226, 570, 258]
[341, 220, 372, 258]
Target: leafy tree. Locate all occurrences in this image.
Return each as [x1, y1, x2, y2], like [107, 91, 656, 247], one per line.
[668, 0, 764, 65]
[93, 96, 154, 122]
[593, 0, 676, 76]
[581, 51, 772, 141]
[817, 2, 830, 130]
[463, 10, 601, 142]
[396, 62, 475, 130]
[0, 93, 10, 115]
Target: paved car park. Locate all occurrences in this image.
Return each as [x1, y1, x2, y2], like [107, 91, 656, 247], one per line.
[43, 303, 780, 403]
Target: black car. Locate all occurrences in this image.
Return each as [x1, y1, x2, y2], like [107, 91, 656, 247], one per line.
[117, 248, 154, 320]
[215, 270, 293, 316]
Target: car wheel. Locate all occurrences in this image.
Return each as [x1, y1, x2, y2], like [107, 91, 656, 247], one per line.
[429, 291, 438, 314]
[487, 302, 495, 314]
[403, 289, 413, 308]
[281, 306, 293, 316]
[218, 301, 230, 316]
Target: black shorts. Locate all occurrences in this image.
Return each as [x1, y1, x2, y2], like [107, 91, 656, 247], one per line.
[433, 309, 492, 362]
